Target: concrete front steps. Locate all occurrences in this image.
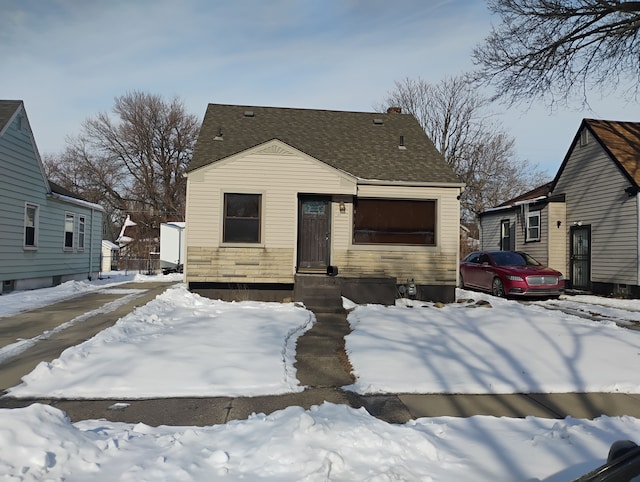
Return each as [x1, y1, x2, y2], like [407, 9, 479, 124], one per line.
[293, 273, 344, 313]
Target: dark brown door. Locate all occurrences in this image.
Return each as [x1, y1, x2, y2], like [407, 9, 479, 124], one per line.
[570, 225, 591, 291]
[298, 196, 330, 270]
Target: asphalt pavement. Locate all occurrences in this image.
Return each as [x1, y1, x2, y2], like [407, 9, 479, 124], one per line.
[0, 282, 639, 426]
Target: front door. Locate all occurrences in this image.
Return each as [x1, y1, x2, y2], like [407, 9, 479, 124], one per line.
[298, 196, 331, 270]
[570, 225, 591, 291]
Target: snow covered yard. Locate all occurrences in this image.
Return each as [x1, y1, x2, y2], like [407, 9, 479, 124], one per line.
[1, 279, 640, 480]
[345, 289, 640, 394]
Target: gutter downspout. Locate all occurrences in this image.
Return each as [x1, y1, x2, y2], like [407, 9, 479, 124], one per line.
[89, 208, 95, 280]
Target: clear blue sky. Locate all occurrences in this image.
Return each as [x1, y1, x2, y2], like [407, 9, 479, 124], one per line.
[1, 0, 635, 176]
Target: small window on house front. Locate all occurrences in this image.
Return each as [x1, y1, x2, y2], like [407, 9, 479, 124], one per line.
[223, 193, 261, 243]
[500, 220, 511, 251]
[64, 213, 75, 250]
[24, 203, 38, 248]
[353, 199, 436, 245]
[78, 215, 86, 251]
[526, 211, 541, 242]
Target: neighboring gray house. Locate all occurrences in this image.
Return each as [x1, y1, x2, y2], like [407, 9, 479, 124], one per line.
[480, 119, 640, 297]
[478, 182, 567, 275]
[185, 104, 464, 303]
[0, 100, 104, 294]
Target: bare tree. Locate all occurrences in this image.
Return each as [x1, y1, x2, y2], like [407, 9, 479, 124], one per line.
[473, 0, 640, 106]
[45, 91, 199, 248]
[381, 76, 548, 220]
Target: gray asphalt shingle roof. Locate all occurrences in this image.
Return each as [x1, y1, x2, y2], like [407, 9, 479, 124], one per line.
[189, 104, 461, 184]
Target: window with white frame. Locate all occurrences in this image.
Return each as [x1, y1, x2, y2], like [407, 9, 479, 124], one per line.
[64, 213, 75, 250]
[500, 219, 511, 251]
[24, 203, 38, 248]
[526, 211, 541, 242]
[580, 129, 589, 146]
[78, 215, 86, 250]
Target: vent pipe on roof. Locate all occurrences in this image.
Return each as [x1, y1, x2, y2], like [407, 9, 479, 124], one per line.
[214, 127, 223, 141]
[399, 135, 406, 150]
[243, 111, 255, 117]
[373, 118, 384, 125]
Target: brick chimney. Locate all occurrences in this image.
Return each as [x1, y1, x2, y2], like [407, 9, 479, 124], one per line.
[387, 107, 402, 114]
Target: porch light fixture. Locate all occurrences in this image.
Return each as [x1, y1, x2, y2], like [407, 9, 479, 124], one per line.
[625, 186, 638, 197]
[339, 202, 346, 213]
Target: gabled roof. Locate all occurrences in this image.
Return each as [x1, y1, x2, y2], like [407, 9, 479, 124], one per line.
[0, 100, 23, 135]
[552, 119, 640, 189]
[189, 104, 461, 184]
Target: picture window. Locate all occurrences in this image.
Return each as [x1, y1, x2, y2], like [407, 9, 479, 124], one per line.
[353, 199, 436, 245]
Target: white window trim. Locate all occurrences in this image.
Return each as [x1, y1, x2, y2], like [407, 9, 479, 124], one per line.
[64, 212, 75, 251]
[24, 203, 39, 250]
[500, 219, 510, 250]
[580, 129, 589, 146]
[78, 215, 86, 251]
[526, 211, 541, 242]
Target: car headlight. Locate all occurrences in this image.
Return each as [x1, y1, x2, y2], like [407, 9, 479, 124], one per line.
[506, 275, 524, 282]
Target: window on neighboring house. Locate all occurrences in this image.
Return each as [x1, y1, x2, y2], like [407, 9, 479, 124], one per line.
[223, 193, 261, 243]
[78, 215, 86, 251]
[526, 211, 541, 242]
[500, 220, 511, 250]
[24, 203, 38, 248]
[580, 129, 589, 146]
[64, 213, 75, 249]
[353, 198, 436, 245]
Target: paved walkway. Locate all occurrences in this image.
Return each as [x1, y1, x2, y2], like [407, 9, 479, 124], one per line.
[0, 284, 639, 425]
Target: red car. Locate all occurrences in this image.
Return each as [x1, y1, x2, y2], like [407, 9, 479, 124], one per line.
[460, 251, 564, 298]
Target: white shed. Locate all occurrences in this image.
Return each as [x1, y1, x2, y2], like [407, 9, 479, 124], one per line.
[101, 240, 120, 273]
[160, 222, 185, 273]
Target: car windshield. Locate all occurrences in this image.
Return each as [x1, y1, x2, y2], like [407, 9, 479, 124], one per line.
[491, 251, 541, 267]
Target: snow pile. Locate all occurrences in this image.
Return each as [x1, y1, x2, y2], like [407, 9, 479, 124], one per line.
[1, 403, 639, 481]
[345, 291, 640, 394]
[6, 285, 313, 398]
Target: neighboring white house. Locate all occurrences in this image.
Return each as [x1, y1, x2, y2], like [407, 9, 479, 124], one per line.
[0, 100, 104, 294]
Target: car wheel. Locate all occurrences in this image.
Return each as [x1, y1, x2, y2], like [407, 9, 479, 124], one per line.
[459, 272, 466, 289]
[492, 277, 505, 298]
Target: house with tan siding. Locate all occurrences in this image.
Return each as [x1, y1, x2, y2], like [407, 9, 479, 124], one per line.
[479, 119, 640, 297]
[185, 104, 464, 304]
